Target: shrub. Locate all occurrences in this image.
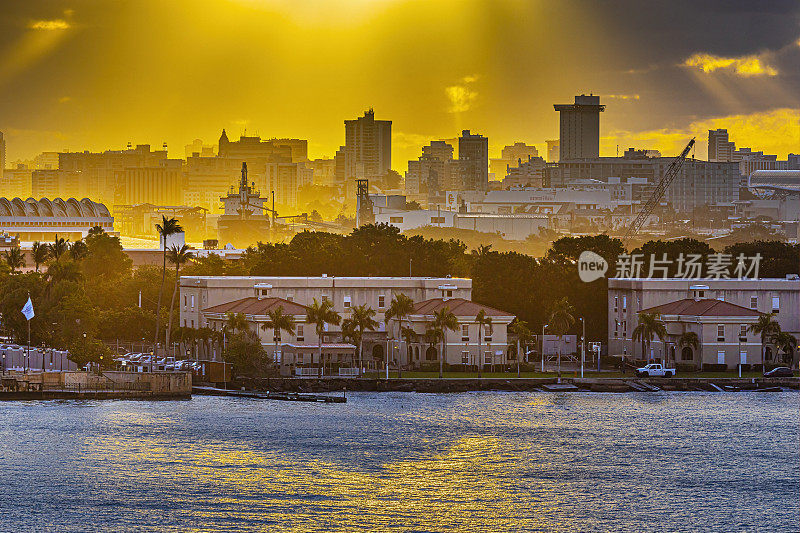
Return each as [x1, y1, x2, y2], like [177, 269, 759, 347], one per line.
[676, 362, 697, 373]
[702, 363, 728, 372]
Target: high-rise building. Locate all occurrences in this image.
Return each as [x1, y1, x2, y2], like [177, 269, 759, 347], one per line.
[32, 169, 82, 199]
[344, 109, 392, 180]
[458, 130, 489, 190]
[405, 141, 458, 201]
[546, 140, 560, 163]
[708, 129, 735, 162]
[264, 162, 299, 208]
[554, 94, 605, 160]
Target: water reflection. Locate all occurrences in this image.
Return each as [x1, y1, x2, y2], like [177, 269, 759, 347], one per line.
[0, 392, 797, 531]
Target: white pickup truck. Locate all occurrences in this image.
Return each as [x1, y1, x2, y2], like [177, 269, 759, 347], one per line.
[635, 363, 675, 378]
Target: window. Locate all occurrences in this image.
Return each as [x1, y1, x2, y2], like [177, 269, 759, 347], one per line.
[447, 290, 453, 297]
[484, 351, 492, 365]
[431, 216, 445, 224]
[622, 321, 627, 335]
[750, 296, 757, 309]
[614, 296, 618, 312]
[389, 216, 404, 223]
[296, 325, 304, 341]
[378, 295, 385, 308]
[461, 325, 469, 342]
[698, 290, 705, 298]
[622, 296, 627, 312]
[717, 351, 725, 365]
[717, 324, 725, 342]
[183, 295, 187, 308]
[614, 320, 618, 338]
[461, 351, 469, 364]
[484, 325, 493, 341]
[772, 296, 779, 313]
[191, 295, 195, 309]
[739, 325, 747, 340]
[343, 296, 351, 309]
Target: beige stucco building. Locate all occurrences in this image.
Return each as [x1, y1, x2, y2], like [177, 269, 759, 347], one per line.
[609, 277, 800, 367]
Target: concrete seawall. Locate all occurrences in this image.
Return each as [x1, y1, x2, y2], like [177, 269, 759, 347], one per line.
[236, 376, 800, 394]
[0, 371, 192, 400]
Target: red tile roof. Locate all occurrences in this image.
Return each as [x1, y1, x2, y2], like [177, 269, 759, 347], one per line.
[640, 298, 761, 317]
[411, 298, 515, 318]
[203, 297, 308, 316]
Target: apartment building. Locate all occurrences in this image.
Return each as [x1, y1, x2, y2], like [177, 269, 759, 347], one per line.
[608, 277, 800, 367]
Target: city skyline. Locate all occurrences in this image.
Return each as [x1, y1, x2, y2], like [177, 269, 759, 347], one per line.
[0, 0, 798, 166]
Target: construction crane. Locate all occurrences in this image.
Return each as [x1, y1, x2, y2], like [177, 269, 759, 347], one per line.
[623, 138, 695, 244]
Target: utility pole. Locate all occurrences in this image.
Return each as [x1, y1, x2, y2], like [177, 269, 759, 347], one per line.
[541, 324, 548, 373]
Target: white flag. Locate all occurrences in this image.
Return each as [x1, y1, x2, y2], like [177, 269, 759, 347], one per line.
[21, 297, 34, 321]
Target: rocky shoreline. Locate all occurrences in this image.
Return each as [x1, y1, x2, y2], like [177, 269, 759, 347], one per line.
[233, 376, 800, 394]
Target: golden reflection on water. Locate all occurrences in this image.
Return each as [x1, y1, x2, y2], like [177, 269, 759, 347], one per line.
[80, 427, 557, 530]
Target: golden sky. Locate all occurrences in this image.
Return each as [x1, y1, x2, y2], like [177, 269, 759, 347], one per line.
[1, 0, 798, 166]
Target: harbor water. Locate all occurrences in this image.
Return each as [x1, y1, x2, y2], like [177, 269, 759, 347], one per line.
[0, 391, 797, 532]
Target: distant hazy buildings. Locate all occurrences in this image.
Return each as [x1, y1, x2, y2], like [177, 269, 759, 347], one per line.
[405, 141, 459, 201]
[344, 109, 391, 181]
[490, 142, 539, 178]
[502, 156, 546, 188]
[0, 165, 32, 198]
[122, 160, 184, 206]
[0, 131, 5, 183]
[546, 140, 559, 163]
[708, 129, 735, 162]
[708, 129, 797, 176]
[554, 94, 605, 160]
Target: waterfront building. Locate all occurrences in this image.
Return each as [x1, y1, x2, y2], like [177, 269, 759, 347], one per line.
[608, 277, 800, 367]
[181, 275, 472, 330]
[554, 94, 605, 160]
[343, 109, 392, 181]
[632, 299, 762, 370]
[402, 298, 515, 369]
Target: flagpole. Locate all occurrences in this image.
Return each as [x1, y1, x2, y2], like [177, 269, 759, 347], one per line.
[26, 292, 31, 373]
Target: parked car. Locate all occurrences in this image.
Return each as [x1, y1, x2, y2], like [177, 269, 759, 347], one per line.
[763, 367, 794, 377]
[635, 363, 675, 378]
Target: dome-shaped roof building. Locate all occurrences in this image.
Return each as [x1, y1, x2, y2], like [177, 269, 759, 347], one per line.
[0, 197, 114, 242]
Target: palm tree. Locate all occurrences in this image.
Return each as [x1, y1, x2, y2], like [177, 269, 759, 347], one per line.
[633, 312, 666, 363]
[261, 306, 296, 367]
[749, 312, 781, 367]
[165, 244, 194, 350]
[351, 304, 378, 374]
[306, 298, 341, 377]
[774, 331, 797, 365]
[4, 246, 25, 273]
[31, 241, 49, 271]
[69, 240, 89, 260]
[154, 216, 183, 350]
[678, 331, 700, 366]
[509, 319, 532, 378]
[548, 297, 576, 374]
[48, 235, 69, 261]
[475, 309, 492, 377]
[431, 307, 458, 379]
[225, 312, 249, 333]
[385, 293, 414, 377]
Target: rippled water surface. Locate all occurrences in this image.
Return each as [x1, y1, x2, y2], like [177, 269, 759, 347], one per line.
[0, 391, 797, 532]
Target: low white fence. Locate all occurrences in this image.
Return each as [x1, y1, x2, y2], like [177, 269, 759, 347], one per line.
[338, 368, 360, 377]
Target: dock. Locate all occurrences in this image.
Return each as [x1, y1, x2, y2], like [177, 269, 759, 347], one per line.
[193, 386, 346, 403]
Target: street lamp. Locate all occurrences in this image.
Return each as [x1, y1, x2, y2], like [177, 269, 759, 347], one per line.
[541, 324, 548, 373]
